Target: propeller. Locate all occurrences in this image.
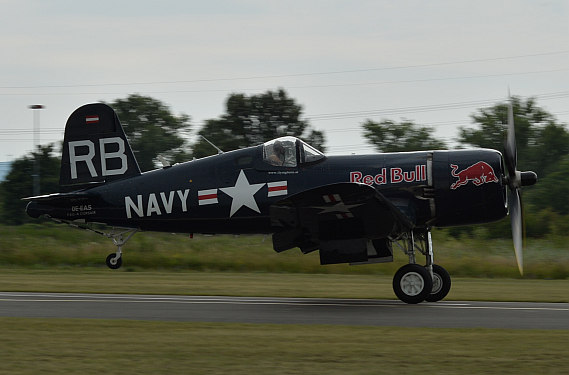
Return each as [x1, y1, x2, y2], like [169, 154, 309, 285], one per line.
[503, 97, 537, 275]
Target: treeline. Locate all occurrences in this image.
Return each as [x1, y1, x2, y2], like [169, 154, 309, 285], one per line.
[1, 90, 568, 238]
[362, 96, 569, 238]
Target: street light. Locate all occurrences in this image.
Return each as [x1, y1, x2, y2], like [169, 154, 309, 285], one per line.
[29, 104, 44, 196]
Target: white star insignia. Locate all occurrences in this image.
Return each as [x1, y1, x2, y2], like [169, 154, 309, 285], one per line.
[220, 170, 265, 217]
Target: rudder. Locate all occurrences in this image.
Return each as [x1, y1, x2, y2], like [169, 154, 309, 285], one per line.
[60, 103, 141, 187]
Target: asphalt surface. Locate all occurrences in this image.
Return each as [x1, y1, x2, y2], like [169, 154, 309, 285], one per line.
[0, 292, 567, 329]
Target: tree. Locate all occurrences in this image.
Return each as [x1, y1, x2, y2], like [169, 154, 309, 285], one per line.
[107, 94, 192, 171]
[303, 129, 326, 152]
[192, 89, 325, 158]
[527, 156, 569, 215]
[458, 97, 569, 178]
[454, 97, 569, 238]
[0, 145, 60, 224]
[528, 121, 569, 176]
[362, 119, 447, 152]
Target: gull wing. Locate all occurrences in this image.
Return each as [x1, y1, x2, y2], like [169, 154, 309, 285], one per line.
[270, 183, 414, 260]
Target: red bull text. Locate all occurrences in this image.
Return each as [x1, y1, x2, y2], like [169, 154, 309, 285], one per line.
[350, 165, 427, 186]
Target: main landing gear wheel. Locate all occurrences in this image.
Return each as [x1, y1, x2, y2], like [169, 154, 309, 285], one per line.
[106, 253, 122, 270]
[425, 264, 451, 302]
[393, 264, 433, 304]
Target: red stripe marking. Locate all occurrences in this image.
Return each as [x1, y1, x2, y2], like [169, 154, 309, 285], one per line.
[268, 185, 287, 192]
[198, 194, 217, 200]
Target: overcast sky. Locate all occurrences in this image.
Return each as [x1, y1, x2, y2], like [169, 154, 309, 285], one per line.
[1, 0, 568, 163]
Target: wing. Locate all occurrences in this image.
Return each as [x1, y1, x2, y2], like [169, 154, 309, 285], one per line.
[270, 183, 414, 265]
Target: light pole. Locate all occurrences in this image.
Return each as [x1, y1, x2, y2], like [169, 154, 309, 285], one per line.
[29, 104, 44, 196]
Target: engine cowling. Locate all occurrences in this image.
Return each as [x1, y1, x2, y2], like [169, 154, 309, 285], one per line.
[432, 149, 507, 227]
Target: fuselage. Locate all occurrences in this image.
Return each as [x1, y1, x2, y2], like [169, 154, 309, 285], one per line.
[27, 143, 508, 234]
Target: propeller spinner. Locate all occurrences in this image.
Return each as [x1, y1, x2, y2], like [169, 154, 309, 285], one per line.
[504, 98, 537, 275]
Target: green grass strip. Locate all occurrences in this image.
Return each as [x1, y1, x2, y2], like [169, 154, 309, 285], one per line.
[1, 318, 567, 375]
[1, 224, 568, 279]
[1, 269, 567, 302]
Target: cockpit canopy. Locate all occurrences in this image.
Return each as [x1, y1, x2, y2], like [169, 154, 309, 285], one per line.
[263, 136, 325, 167]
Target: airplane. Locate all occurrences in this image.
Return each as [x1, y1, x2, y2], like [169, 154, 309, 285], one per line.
[24, 102, 537, 304]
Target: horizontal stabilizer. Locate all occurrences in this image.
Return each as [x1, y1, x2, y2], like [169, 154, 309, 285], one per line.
[23, 191, 93, 218]
[22, 191, 90, 202]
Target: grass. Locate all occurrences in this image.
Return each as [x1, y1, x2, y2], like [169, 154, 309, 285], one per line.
[1, 268, 568, 302]
[1, 222, 568, 301]
[1, 223, 568, 279]
[0, 222, 568, 303]
[1, 226, 567, 374]
[0, 318, 567, 375]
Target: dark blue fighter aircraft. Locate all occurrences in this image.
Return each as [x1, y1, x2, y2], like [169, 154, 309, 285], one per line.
[25, 102, 537, 303]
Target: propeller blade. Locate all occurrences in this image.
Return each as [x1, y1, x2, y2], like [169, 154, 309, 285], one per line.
[509, 188, 524, 275]
[504, 99, 517, 180]
[504, 94, 533, 275]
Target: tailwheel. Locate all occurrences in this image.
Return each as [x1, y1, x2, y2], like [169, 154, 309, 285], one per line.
[393, 264, 433, 304]
[106, 253, 122, 270]
[104, 228, 138, 270]
[425, 264, 451, 302]
[46, 221, 138, 270]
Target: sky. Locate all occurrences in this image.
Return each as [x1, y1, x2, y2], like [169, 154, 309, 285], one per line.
[1, 0, 568, 163]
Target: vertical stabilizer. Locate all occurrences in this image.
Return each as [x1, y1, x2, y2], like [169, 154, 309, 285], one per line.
[59, 103, 141, 187]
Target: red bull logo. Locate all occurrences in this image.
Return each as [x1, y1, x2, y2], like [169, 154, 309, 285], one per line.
[450, 161, 499, 190]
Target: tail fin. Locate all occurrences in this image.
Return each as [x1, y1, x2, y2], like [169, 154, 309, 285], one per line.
[60, 103, 141, 188]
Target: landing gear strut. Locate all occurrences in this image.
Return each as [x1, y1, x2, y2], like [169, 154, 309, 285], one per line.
[103, 229, 138, 270]
[391, 230, 451, 303]
[46, 218, 139, 270]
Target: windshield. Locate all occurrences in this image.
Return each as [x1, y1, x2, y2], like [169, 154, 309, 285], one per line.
[262, 136, 325, 167]
[302, 142, 325, 163]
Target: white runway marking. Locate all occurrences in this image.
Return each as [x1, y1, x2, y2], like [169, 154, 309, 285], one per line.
[1, 293, 567, 311]
[1, 292, 567, 329]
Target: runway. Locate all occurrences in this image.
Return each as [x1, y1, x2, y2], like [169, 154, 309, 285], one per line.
[0, 292, 567, 329]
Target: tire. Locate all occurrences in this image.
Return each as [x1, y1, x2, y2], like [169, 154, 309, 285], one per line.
[393, 264, 433, 304]
[106, 253, 122, 270]
[425, 264, 451, 302]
